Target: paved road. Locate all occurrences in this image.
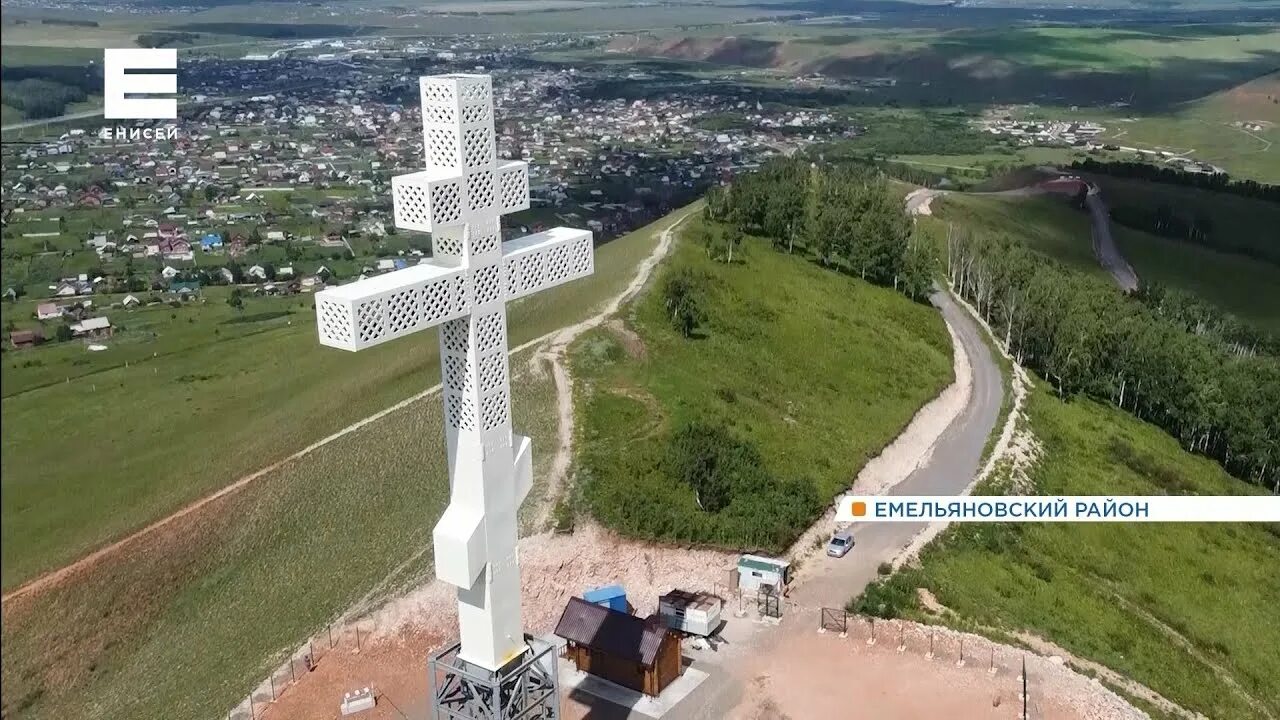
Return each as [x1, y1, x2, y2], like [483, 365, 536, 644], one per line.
[1085, 187, 1140, 292]
[641, 289, 1004, 720]
[787, 287, 1004, 611]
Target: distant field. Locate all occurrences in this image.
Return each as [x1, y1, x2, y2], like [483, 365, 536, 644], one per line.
[884, 387, 1280, 720]
[0, 207, 693, 591]
[1013, 73, 1280, 183]
[613, 24, 1280, 108]
[933, 192, 1280, 333]
[572, 222, 953, 551]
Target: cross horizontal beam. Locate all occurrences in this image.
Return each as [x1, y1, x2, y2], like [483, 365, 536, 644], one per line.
[314, 227, 593, 353]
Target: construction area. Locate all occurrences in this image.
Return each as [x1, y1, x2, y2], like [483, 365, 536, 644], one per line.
[245, 523, 1144, 720]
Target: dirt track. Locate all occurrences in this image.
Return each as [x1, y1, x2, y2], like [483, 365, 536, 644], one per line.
[531, 208, 697, 529]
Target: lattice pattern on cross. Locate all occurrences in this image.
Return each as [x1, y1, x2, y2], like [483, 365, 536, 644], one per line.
[313, 74, 594, 673]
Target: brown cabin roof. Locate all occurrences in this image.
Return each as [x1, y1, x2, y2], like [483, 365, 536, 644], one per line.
[554, 596, 668, 667]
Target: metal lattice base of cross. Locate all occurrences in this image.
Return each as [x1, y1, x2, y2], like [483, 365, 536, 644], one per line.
[428, 635, 561, 720]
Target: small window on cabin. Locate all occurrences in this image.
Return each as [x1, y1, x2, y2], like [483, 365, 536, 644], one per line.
[752, 570, 762, 577]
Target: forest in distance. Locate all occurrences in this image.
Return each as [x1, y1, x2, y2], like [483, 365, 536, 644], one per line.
[713, 158, 1280, 489]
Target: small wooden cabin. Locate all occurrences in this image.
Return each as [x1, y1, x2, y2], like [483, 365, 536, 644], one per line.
[554, 596, 682, 697]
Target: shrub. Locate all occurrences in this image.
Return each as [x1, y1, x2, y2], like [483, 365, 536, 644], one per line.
[664, 422, 764, 513]
[661, 268, 707, 338]
[848, 572, 919, 618]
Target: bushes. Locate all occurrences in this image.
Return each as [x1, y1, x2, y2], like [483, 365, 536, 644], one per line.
[666, 423, 754, 512]
[661, 268, 707, 338]
[585, 420, 822, 552]
[848, 570, 921, 618]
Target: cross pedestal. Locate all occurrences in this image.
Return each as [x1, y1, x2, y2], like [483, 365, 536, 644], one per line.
[315, 74, 594, 719]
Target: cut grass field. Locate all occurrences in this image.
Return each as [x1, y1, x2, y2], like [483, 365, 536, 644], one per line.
[897, 387, 1280, 720]
[0, 208, 686, 592]
[571, 221, 953, 550]
[932, 192, 1280, 334]
[0, 206, 699, 719]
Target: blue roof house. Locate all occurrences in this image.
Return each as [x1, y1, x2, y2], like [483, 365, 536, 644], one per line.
[200, 233, 224, 251]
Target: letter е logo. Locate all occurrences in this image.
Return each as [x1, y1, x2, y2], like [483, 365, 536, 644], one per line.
[103, 49, 177, 120]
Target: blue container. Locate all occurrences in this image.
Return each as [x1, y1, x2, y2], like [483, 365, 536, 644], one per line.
[583, 584, 628, 613]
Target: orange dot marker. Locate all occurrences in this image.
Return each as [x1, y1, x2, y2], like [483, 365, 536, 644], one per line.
[851, 501, 867, 518]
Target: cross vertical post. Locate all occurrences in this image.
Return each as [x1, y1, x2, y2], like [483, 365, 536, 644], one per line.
[314, 74, 593, 689]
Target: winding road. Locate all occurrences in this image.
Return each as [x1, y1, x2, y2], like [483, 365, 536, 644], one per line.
[787, 288, 1004, 611]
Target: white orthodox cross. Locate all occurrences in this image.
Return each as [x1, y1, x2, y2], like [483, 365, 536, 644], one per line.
[314, 74, 594, 672]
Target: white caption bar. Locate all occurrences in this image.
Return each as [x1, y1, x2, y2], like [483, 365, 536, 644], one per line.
[835, 495, 1280, 523]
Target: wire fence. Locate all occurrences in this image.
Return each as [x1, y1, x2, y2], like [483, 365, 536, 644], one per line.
[817, 608, 1045, 719]
[226, 619, 375, 720]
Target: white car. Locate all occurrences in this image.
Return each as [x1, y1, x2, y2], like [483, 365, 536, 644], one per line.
[826, 530, 854, 558]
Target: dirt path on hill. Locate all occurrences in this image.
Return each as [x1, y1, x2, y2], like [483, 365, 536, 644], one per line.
[530, 209, 696, 529]
[1, 212, 697, 608]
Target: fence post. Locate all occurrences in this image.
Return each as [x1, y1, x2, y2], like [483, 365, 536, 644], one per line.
[329, 624, 334, 649]
[270, 674, 276, 701]
[989, 647, 997, 675]
[249, 694, 256, 720]
[1021, 655, 1029, 720]
[839, 610, 848, 638]
[866, 617, 876, 646]
[897, 623, 906, 652]
[926, 629, 935, 659]
[957, 637, 966, 667]
[291, 656, 297, 684]
[357, 625, 363, 651]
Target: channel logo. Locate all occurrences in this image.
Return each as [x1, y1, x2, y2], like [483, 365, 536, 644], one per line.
[103, 48, 178, 120]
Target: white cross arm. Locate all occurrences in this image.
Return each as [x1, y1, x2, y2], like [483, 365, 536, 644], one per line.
[392, 161, 530, 233]
[313, 227, 592, 353]
[315, 259, 469, 352]
[434, 432, 533, 588]
[502, 226, 594, 302]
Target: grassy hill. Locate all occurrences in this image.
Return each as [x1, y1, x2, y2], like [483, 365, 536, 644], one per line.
[931, 192, 1280, 334]
[1083, 173, 1280, 266]
[571, 219, 953, 551]
[871, 386, 1280, 719]
[0, 209, 698, 591]
[0, 206, 698, 720]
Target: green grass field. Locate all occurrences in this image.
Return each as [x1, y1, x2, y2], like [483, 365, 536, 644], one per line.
[1112, 225, 1280, 335]
[932, 192, 1280, 334]
[0, 205, 699, 720]
[0, 206, 694, 591]
[890, 387, 1280, 720]
[1082, 173, 1280, 265]
[571, 220, 953, 550]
